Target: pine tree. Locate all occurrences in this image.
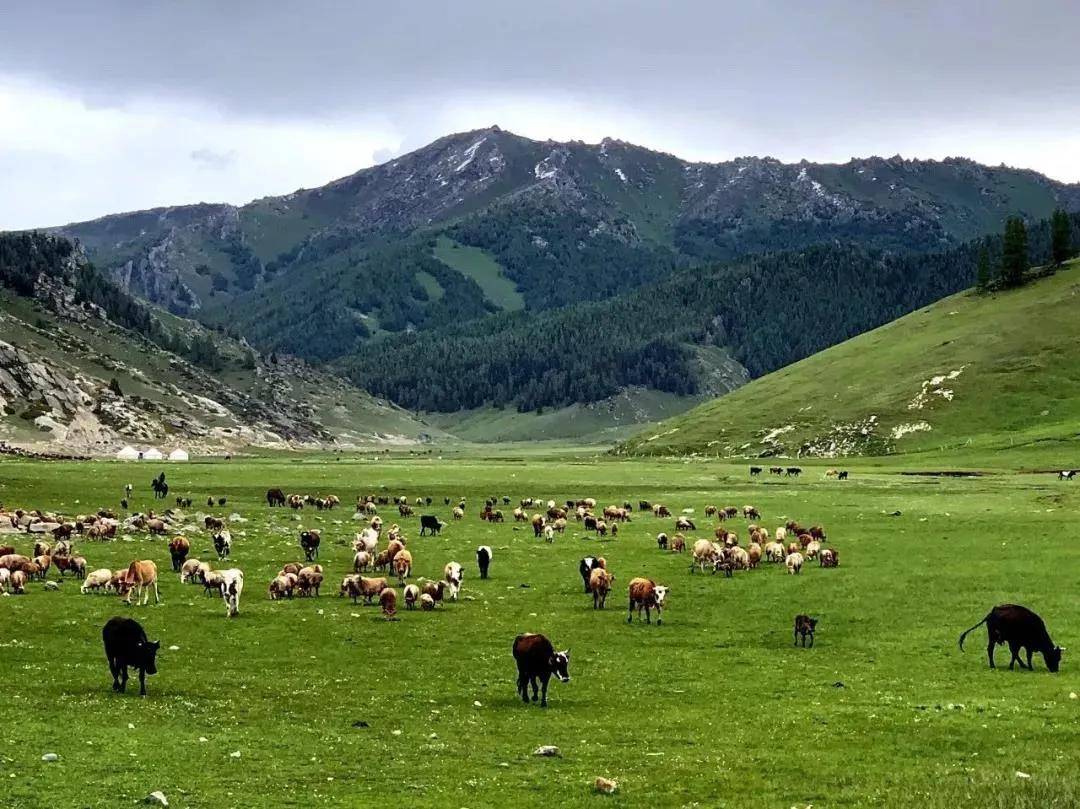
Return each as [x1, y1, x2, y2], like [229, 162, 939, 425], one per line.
[976, 245, 992, 291]
[1000, 216, 1028, 288]
[1050, 208, 1072, 265]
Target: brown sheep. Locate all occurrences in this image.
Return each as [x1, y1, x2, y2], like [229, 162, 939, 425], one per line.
[421, 580, 448, 605]
[394, 549, 413, 583]
[380, 587, 398, 618]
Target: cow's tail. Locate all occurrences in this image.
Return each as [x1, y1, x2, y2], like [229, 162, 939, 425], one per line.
[958, 614, 989, 650]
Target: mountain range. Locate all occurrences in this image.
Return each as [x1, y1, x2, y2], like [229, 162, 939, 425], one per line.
[16, 127, 1080, 445]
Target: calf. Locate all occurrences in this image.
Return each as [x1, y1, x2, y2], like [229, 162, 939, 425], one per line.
[213, 531, 231, 560]
[403, 583, 420, 609]
[579, 556, 605, 593]
[123, 560, 160, 605]
[627, 577, 668, 625]
[419, 515, 444, 536]
[102, 616, 159, 696]
[794, 614, 818, 647]
[959, 604, 1062, 672]
[476, 545, 492, 579]
[300, 530, 321, 562]
[512, 633, 570, 708]
[219, 569, 244, 617]
[444, 561, 463, 599]
[168, 536, 190, 572]
[589, 568, 614, 609]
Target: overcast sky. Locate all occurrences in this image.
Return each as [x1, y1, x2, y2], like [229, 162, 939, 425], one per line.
[2, 1, 1079, 230]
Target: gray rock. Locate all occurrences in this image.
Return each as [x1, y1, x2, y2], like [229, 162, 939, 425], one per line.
[145, 790, 169, 806]
[532, 745, 561, 757]
[41, 753, 59, 762]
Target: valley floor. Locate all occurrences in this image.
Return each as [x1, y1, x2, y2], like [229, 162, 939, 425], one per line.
[1, 453, 1078, 807]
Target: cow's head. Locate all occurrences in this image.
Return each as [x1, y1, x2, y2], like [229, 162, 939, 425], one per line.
[137, 639, 160, 674]
[550, 649, 571, 682]
[1046, 646, 1063, 673]
[654, 585, 669, 607]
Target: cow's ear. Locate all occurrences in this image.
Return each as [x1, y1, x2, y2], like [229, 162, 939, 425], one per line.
[562, 649, 570, 659]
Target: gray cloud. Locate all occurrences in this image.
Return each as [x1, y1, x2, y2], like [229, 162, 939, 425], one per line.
[190, 148, 237, 170]
[2, 1, 1079, 229]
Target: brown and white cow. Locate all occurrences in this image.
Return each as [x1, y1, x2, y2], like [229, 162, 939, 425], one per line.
[627, 577, 668, 625]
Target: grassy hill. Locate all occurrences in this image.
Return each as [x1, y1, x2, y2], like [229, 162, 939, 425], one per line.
[620, 258, 1080, 460]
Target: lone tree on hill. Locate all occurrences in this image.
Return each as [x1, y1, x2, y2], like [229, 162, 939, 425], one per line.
[1050, 208, 1073, 265]
[1000, 216, 1028, 287]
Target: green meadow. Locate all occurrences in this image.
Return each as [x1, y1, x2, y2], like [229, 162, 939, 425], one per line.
[1, 454, 1077, 808]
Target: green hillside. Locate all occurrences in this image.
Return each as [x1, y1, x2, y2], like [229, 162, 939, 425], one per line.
[620, 258, 1080, 459]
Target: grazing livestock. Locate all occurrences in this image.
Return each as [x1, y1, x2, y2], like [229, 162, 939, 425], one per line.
[219, 569, 244, 617]
[627, 578, 668, 625]
[743, 505, 760, 520]
[204, 515, 224, 532]
[340, 575, 387, 605]
[476, 545, 492, 579]
[352, 551, 372, 573]
[168, 537, 190, 572]
[765, 541, 785, 563]
[675, 516, 695, 531]
[393, 550, 413, 584]
[670, 534, 686, 553]
[838, 471, 849, 480]
[691, 539, 720, 573]
[179, 558, 203, 584]
[212, 531, 232, 560]
[786, 552, 804, 575]
[794, 615, 818, 647]
[805, 540, 821, 560]
[531, 514, 545, 537]
[769, 466, 783, 475]
[268, 573, 296, 600]
[444, 562, 463, 599]
[786, 467, 802, 477]
[579, 556, 605, 592]
[32, 555, 51, 580]
[146, 519, 167, 536]
[419, 515, 445, 536]
[421, 580, 449, 606]
[589, 568, 614, 609]
[297, 566, 324, 597]
[55, 555, 87, 579]
[653, 504, 671, 518]
[750, 466, 762, 476]
[82, 568, 113, 594]
[267, 488, 286, 507]
[819, 548, 839, 568]
[123, 560, 159, 605]
[380, 587, 398, 618]
[102, 617, 159, 696]
[959, 604, 1062, 672]
[419, 593, 436, 611]
[300, 530, 321, 562]
[9, 569, 27, 594]
[403, 583, 420, 609]
[656, 532, 668, 550]
[512, 633, 570, 708]
[1058, 470, 1075, 481]
[452, 507, 465, 521]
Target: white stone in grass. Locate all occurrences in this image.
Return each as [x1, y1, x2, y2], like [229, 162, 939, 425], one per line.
[41, 753, 59, 762]
[1016, 771, 1031, 779]
[128, 723, 136, 729]
[230, 751, 241, 758]
[145, 791, 169, 806]
[392, 729, 402, 736]
[1070, 692, 1077, 700]
[169, 645, 180, 651]
[473, 701, 482, 707]
[533, 745, 560, 757]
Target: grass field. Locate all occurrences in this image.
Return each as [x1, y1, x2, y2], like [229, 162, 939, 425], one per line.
[432, 236, 526, 311]
[622, 259, 1080, 460]
[2, 454, 1078, 808]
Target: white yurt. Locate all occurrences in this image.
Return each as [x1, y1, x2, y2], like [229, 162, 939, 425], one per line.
[168, 448, 190, 462]
[142, 447, 164, 461]
[116, 445, 139, 461]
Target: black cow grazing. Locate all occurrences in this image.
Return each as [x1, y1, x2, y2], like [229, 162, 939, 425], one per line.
[175, 497, 192, 508]
[579, 556, 604, 593]
[120, 498, 129, 511]
[838, 471, 849, 480]
[444, 497, 451, 506]
[638, 500, 651, 512]
[102, 616, 159, 696]
[786, 467, 802, 477]
[218, 497, 227, 506]
[476, 545, 492, 579]
[1060, 470, 1076, 481]
[959, 604, 1062, 672]
[300, 531, 321, 562]
[794, 614, 818, 647]
[267, 488, 286, 507]
[750, 466, 762, 476]
[207, 497, 214, 507]
[769, 466, 783, 475]
[419, 515, 445, 536]
[512, 633, 570, 708]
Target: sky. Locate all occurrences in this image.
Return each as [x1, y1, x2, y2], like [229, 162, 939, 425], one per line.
[2, 1, 1079, 230]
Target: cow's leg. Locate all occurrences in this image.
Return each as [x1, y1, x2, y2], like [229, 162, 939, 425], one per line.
[794, 629, 799, 646]
[645, 605, 651, 625]
[119, 664, 129, 693]
[1008, 641, 1022, 670]
[153, 581, 160, 604]
[530, 675, 539, 703]
[987, 639, 996, 669]
[808, 631, 814, 648]
[517, 670, 528, 703]
[540, 673, 550, 708]
[138, 667, 147, 696]
[627, 598, 634, 623]
[1025, 648, 1034, 670]
[109, 657, 122, 691]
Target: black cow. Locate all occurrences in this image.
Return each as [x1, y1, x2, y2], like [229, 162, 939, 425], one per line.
[786, 467, 802, 477]
[838, 471, 849, 480]
[419, 515, 444, 536]
[579, 556, 604, 593]
[1060, 470, 1076, 481]
[750, 466, 762, 476]
[300, 531, 320, 562]
[476, 545, 492, 579]
[512, 633, 570, 708]
[638, 500, 651, 512]
[959, 604, 1062, 672]
[794, 614, 818, 647]
[102, 616, 159, 696]
[267, 488, 286, 507]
